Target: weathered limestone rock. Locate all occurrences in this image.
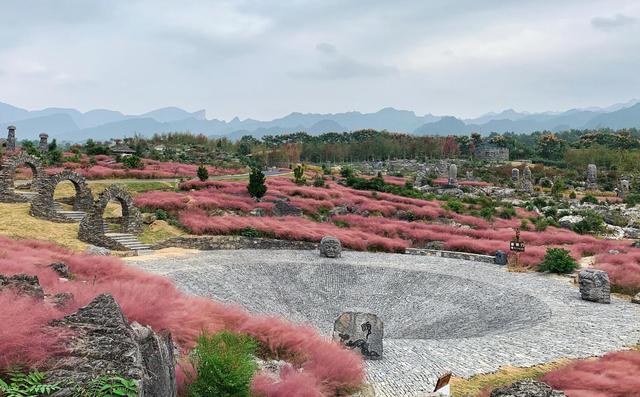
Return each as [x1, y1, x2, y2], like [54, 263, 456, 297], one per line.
[249, 207, 266, 217]
[48, 294, 177, 397]
[333, 312, 383, 360]
[586, 164, 598, 189]
[272, 198, 303, 216]
[519, 166, 534, 193]
[6, 125, 16, 151]
[52, 292, 74, 308]
[490, 379, 566, 397]
[86, 245, 111, 256]
[0, 274, 45, 299]
[579, 269, 610, 304]
[49, 262, 71, 278]
[558, 215, 583, 229]
[632, 293, 640, 304]
[330, 204, 349, 216]
[320, 236, 342, 258]
[494, 250, 508, 266]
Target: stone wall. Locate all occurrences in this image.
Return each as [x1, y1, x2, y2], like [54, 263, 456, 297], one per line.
[405, 248, 496, 263]
[0, 153, 45, 202]
[78, 185, 143, 250]
[475, 146, 509, 162]
[152, 235, 318, 251]
[30, 170, 94, 222]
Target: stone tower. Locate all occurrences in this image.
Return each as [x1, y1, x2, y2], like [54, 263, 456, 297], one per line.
[38, 133, 49, 153]
[6, 126, 16, 152]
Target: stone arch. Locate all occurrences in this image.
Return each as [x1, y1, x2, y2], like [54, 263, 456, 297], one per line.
[30, 170, 94, 222]
[78, 185, 143, 250]
[0, 153, 45, 202]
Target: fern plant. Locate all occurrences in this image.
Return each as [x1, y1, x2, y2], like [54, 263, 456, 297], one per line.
[73, 375, 138, 397]
[0, 370, 60, 396]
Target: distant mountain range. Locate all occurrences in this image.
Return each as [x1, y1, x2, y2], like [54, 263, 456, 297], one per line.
[1, 99, 640, 143]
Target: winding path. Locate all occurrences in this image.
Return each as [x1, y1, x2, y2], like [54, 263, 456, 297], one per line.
[129, 250, 640, 396]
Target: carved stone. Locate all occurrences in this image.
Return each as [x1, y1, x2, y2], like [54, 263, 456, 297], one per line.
[30, 170, 94, 222]
[48, 294, 177, 397]
[6, 125, 16, 152]
[320, 236, 342, 258]
[586, 164, 598, 189]
[38, 133, 49, 153]
[78, 185, 143, 250]
[511, 168, 520, 182]
[447, 164, 458, 187]
[579, 269, 610, 304]
[519, 166, 533, 193]
[333, 312, 383, 360]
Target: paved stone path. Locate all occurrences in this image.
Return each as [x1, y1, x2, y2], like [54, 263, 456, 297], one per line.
[130, 250, 640, 396]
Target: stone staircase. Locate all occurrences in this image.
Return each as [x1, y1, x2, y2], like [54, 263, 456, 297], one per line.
[105, 232, 152, 253]
[13, 189, 37, 201]
[53, 202, 88, 222]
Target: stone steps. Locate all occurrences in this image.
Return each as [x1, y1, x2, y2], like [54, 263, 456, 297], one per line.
[13, 190, 37, 201]
[105, 232, 152, 252]
[56, 210, 87, 222]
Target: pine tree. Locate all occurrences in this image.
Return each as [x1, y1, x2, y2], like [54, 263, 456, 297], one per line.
[247, 167, 267, 199]
[197, 164, 209, 181]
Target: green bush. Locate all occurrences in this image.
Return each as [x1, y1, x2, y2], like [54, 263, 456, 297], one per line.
[534, 217, 549, 231]
[197, 165, 209, 181]
[520, 219, 530, 231]
[498, 206, 516, 219]
[187, 331, 258, 397]
[121, 155, 142, 169]
[624, 193, 640, 207]
[572, 211, 605, 235]
[340, 166, 354, 178]
[480, 206, 496, 220]
[247, 168, 267, 199]
[569, 191, 577, 199]
[444, 199, 464, 214]
[538, 248, 578, 274]
[580, 194, 598, 204]
[155, 209, 169, 221]
[313, 174, 325, 187]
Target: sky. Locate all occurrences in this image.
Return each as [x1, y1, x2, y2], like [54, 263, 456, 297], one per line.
[0, 0, 639, 121]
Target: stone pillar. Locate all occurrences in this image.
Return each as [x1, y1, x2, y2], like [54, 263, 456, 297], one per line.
[511, 168, 520, 182]
[520, 166, 533, 193]
[6, 126, 16, 152]
[586, 164, 597, 189]
[579, 269, 610, 304]
[333, 312, 383, 360]
[38, 133, 49, 153]
[447, 164, 457, 186]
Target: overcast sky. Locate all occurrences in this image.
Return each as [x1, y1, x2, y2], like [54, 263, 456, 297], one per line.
[0, 0, 638, 120]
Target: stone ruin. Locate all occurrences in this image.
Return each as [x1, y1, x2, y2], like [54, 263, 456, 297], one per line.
[333, 312, 383, 360]
[579, 269, 610, 304]
[511, 168, 520, 182]
[447, 163, 458, 187]
[519, 166, 534, 194]
[38, 133, 49, 153]
[78, 185, 143, 250]
[586, 164, 598, 190]
[319, 236, 342, 258]
[0, 153, 45, 202]
[30, 170, 94, 222]
[6, 125, 16, 152]
[475, 145, 509, 162]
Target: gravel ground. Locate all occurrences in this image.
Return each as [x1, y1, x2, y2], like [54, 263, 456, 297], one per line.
[129, 249, 640, 396]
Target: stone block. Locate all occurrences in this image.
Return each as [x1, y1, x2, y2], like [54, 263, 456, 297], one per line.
[579, 269, 610, 304]
[333, 312, 383, 360]
[320, 236, 342, 258]
[494, 250, 508, 266]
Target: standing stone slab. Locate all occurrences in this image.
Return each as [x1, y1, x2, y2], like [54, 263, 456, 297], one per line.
[320, 236, 342, 258]
[38, 133, 49, 153]
[511, 168, 520, 182]
[6, 125, 16, 152]
[519, 166, 534, 193]
[494, 250, 508, 266]
[447, 164, 458, 187]
[333, 312, 383, 360]
[579, 269, 610, 304]
[586, 164, 598, 189]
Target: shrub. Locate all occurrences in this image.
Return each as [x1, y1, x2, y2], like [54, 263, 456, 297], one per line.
[624, 193, 640, 207]
[572, 211, 605, 235]
[186, 331, 258, 397]
[498, 206, 516, 219]
[569, 191, 577, 199]
[312, 174, 325, 188]
[534, 217, 549, 231]
[480, 206, 496, 220]
[444, 199, 464, 214]
[155, 209, 169, 221]
[293, 165, 306, 185]
[520, 219, 530, 231]
[538, 248, 578, 274]
[122, 155, 143, 169]
[340, 166, 354, 178]
[580, 194, 598, 204]
[197, 165, 209, 182]
[247, 168, 267, 200]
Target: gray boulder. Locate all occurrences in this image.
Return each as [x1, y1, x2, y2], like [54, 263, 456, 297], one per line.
[320, 236, 342, 258]
[632, 293, 640, 304]
[48, 293, 177, 397]
[272, 198, 303, 217]
[579, 269, 611, 304]
[558, 215, 583, 229]
[0, 274, 44, 299]
[333, 312, 383, 360]
[490, 379, 566, 397]
[85, 245, 111, 256]
[495, 250, 508, 266]
[49, 262, 71, 278]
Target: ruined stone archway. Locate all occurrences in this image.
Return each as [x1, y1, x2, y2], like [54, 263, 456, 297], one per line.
[0, 153, 45, 202]
[30, 170, 94, 222]
[78, 185, 143, 250]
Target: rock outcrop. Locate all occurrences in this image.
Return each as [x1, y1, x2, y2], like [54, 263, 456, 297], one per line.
[490, 379, 566, 397]
[48, 293, 176, 397]
[0, 274, 45, 299]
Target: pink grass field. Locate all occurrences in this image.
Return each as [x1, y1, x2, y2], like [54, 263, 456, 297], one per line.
[0, 236, 363, 396]
[135, 176, 640, 293]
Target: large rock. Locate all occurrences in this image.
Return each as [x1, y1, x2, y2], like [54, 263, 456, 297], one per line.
[320, 236, 342, 258]
[578, 269, 611, 304]
[0, 274, 45, 299]
[490, 379, 566, 397]
[632, 293, 640, 304]
[494, 250, 508, 266]
[272, 198, 303, 216]
[333, 312, 383, 360]
[558, 215, 583, 229]
[48, 293, 176, 397]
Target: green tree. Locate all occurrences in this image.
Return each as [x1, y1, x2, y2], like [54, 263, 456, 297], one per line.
[122, 155, 142, 169]
[197, 164, 209, 181]
[247, 167, 267, 199]
[293, 164, 306, 185]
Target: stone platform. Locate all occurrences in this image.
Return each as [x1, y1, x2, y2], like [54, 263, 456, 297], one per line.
[130, 250, 640, 396]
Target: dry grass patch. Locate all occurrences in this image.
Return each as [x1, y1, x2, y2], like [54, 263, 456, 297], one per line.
[0, 203, 87, 251]
[451, 360, 570, 397]
[138, 220, 186, 245]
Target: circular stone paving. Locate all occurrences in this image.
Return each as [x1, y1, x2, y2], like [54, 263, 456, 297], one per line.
[130, 250, 640, 397]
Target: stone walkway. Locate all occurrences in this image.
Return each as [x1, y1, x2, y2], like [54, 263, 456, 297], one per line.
[129, 250, 640, 396]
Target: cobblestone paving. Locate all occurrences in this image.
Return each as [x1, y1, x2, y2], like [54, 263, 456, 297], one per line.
[130, 250, 640, 396]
